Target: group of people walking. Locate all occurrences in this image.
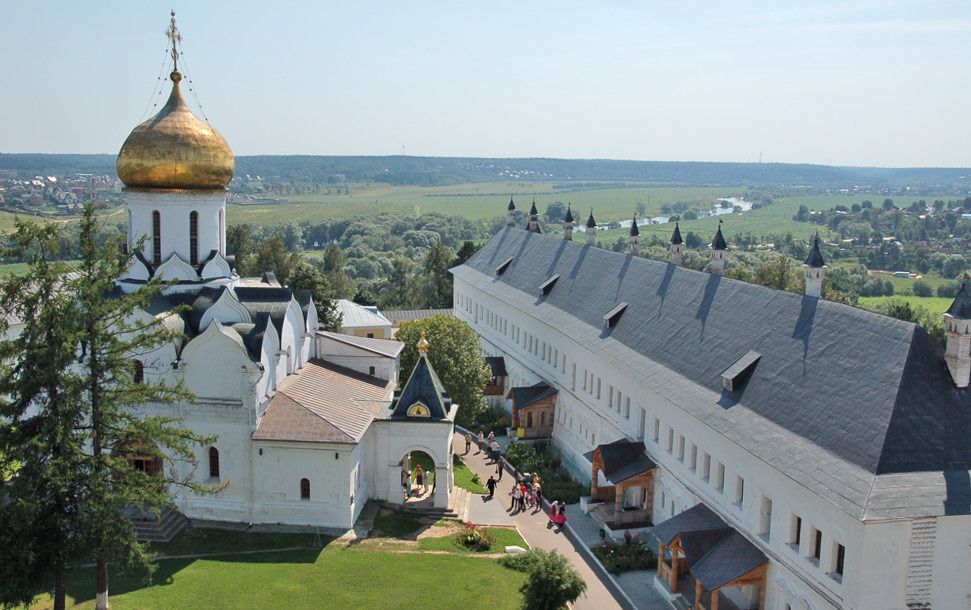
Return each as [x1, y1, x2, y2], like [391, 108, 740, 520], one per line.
[506, 473, 544, 514]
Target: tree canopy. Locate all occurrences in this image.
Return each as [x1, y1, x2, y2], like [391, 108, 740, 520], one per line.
[396, 315, 491, 428]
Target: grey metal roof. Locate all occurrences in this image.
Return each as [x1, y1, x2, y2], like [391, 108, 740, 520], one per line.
[804, 234, 825, 268]
[382, 309, 454, 323]
[564, 206, 574, 223]
[235, 286, 293, 337]
[485, 356, 507, 377]
[585, 440, 657, 484]
[317, 330, 404, 358]
[945, 281, 971, 319]
[692, 531, 768, 591]
[629, 217, 639, 236]
[454, 227, 971, 518]
[651, 503, 729, 547]
[670, 222, 683, 245]
[510, 382, 557, 410]
[711, 224, 727, 250]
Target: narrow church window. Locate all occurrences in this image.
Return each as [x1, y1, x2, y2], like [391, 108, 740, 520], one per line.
[133, 359, 144, 383]
[209, 447, 219, 478]
[833, 543, 845, 579]
[189, 211, 199, 265]
[152, 210, 161, 263]
[300, 478, 311, 500]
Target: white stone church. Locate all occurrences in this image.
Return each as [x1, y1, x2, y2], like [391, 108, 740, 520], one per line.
[114, 46, 457, 533]
[452, 204, 971, 609]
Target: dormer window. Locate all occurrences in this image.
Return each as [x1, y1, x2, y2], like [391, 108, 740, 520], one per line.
[539, 274, 560, 296]
[152, 210, 162, 264]
[495, 256, 514, 275]
[603, 302, 628, 328]
[722, 350, 761, 391]
[189, 211, 199, 265]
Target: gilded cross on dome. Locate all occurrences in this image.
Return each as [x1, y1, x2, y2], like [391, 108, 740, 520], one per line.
[417, 330, 429, 354]
[166, 11, 182, 75]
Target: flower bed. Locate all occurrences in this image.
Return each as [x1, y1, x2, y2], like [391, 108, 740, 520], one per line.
[591, 531, 657, 574]
[455, 522, 496, 552]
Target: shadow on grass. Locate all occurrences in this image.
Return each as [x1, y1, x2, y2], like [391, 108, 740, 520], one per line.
[61, 543, 325, 605]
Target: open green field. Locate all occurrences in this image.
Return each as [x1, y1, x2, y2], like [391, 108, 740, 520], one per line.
[228, 182, 739, 225]
[859, 295, 954, 315]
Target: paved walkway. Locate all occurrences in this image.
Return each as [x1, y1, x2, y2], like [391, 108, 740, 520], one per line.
[457, 433, 670, 610]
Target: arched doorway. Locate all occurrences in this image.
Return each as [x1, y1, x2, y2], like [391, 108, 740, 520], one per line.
[400, 450, 436, 504]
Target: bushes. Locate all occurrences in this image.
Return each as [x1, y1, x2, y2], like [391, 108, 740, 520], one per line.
[591, 531, 657, 574]
[471, 403, 510, 436]
[504, 442, 586, 504]
[456, 523, 495, 551]
[500, 549, 587, 610]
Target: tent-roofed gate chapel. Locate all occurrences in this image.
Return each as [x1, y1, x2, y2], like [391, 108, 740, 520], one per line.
[452, 202, 971, 610]
[111, 16, 456, 535]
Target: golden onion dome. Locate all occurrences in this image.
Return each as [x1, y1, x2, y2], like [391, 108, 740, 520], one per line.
[117, 71, 234, 190]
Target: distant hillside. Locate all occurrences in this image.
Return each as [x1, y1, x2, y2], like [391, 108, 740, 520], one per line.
[2, 153, 969, 189]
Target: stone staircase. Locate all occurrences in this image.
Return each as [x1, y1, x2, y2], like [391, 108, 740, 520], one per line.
[126, 504, 188, 543]
[395, 487, 472, 522]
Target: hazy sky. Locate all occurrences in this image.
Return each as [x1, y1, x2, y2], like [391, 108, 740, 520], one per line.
[3, 1, 970, 167]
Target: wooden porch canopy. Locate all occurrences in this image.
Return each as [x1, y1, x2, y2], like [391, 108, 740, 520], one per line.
[584, 440, 657, 501]
[483, 356, 507, 396]
[507, 381, 557, 437]
[652, 503, 768, 610]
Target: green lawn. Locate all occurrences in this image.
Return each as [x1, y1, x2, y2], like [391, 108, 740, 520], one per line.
[453, 454, 486, 494]
[37, 546, 526, 609]
[417, 526, 526, 553]
[858, 295, 955, 315]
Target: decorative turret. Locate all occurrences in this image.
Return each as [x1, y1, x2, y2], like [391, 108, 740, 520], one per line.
[629, 215, 640, 256]
[526, 199, 542, 234]
[390, 331, 454, 419]
[670, 221, 684, 266]
[563, 204, 575, 241]
[710, 220, 727, 275]
[944, 277, 971, 388]
[803, 232, 826, 298]
[585, 210, 597, 245]
[507, 196, 517, 227]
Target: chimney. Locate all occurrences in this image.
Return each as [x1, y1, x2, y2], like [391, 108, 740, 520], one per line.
[563, 204, 574, 241]
[803, 232, 826, 298]
[585, 210, 597, 245]
[944, 278, 971, 388]
[710, 220, 727, 275]
[507, 196, 516, 227]
[628, 214, 640, 256]
[527, 199, 541, 233]
[670, 222, 683, 266]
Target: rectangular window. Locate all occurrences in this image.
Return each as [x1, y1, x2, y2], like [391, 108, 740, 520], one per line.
[758, 494, 772, 540]
[596, 377, 601, 399]
[715, 461, 725, 491]
[623, 396, 630, 419]
[811, 527, 823, 564]
[607, 385, 613, 408]
[638, 408, 646, 440]
[701, 452, 711, 480]
[676, 435, 685, 461]
[571, 363, 576, 390]
[652, 417, 660, 443]
[790, 514, 803, 550]
[832, 543, 845, 580]
[666, 427, 674, 453]
[688, 443, 698, 470]
[734, 475, 745, 506]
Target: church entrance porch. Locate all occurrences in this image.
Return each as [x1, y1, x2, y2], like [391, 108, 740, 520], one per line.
[400, 450, 438, 504]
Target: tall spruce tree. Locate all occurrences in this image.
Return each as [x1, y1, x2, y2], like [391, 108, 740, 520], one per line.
[0, 205, 217, 609]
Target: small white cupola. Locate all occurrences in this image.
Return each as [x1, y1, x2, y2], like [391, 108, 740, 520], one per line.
[944, 277, 971, 388]
[628, 214, 640, 256]
[585, 210, 597, 245]
[670, 221, 684, 266]
[803, 232, 826, 298]
[563, 204, 575, 241]
[710, 220, 727, 275]
[507, 196, 517, 227]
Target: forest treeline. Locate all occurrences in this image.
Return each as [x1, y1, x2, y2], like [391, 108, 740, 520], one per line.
[4, 153, 971, 189]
